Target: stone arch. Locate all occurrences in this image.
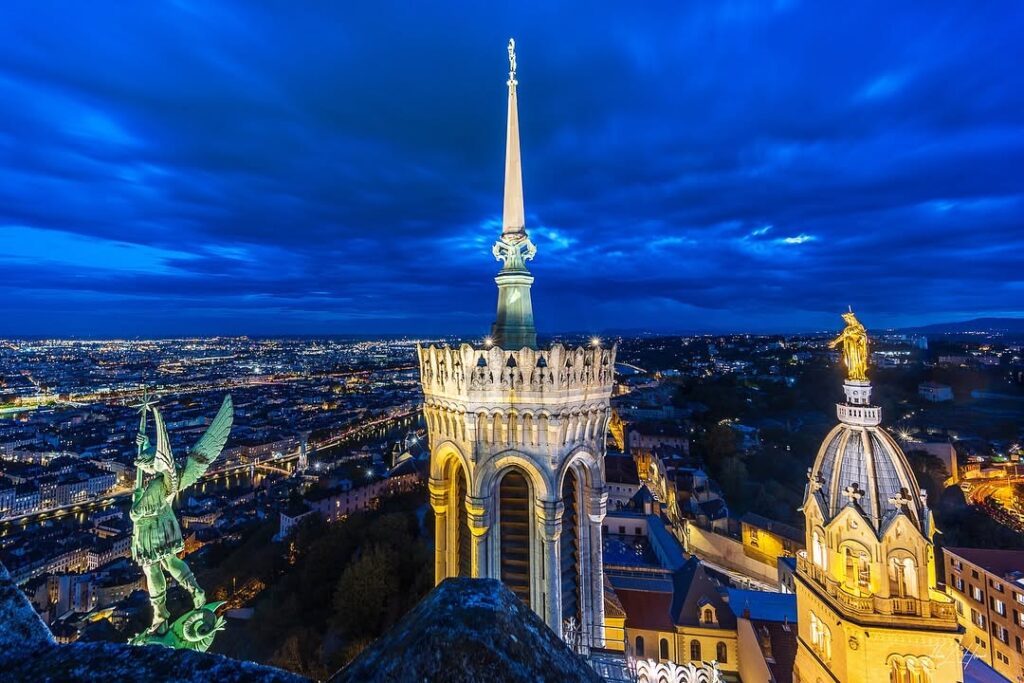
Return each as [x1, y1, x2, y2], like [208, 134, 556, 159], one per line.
[557, 447, 601, 494]
[430, 440, 472, 482]
[478, 450, 553, 501]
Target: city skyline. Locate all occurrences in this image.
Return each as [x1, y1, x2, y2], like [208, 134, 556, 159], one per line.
[1, 3, 1023, 337]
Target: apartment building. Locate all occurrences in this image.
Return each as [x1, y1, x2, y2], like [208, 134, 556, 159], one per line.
[945, 546, 1024, 681]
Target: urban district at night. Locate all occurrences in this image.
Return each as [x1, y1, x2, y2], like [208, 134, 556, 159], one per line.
[1, 3, 1023, 683]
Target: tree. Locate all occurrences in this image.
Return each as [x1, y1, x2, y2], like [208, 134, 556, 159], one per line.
[333, 545, 401, 639]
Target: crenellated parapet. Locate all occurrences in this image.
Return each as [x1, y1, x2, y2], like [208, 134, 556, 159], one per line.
[417, 342, 616, 402]
[418, 342, 616, 466]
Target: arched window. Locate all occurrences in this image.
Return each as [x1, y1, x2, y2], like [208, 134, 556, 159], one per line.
[560, 468, 582, 624]
[690, 639, 702, 661]
[701, 607, 715, 625]
[809, 612, 832, 662]
[812, 530, 827, 569]
[498, 469, 532, 608]
[717, 641, 728, 663]
[843, 546, 871, 594]
[659, 638, 669, 660]
[635, 635, 645, 657]
[451, 460, 472, 578]
[889, 556, 919, 599]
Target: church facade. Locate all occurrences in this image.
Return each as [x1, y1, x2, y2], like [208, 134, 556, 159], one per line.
[417, 40, 616, 642]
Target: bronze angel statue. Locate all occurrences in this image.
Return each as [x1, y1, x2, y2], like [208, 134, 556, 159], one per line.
[130, 392, 233, 649]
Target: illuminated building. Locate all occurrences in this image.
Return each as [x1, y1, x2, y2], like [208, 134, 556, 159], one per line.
[944, 546, 1024, 681]
[417, 40, 616, 641]
[793, 314, 963, 683]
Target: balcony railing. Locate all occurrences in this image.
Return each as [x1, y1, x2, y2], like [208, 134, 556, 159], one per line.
[796, 553, 958, 624]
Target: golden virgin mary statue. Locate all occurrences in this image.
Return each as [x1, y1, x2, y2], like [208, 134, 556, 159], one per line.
[829, 310, 869, 381]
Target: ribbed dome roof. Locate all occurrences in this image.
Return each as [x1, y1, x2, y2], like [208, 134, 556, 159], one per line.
[808, 417, 924, 533]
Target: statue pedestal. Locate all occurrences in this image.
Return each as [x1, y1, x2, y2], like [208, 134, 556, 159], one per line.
[130, 602, 226, 653]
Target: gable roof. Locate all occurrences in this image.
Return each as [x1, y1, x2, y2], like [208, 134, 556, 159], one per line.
[669, 557, 736, 629]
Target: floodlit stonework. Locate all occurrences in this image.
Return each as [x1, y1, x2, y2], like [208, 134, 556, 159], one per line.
[793, 313, 963, 683]
[417, 40, 615, 642]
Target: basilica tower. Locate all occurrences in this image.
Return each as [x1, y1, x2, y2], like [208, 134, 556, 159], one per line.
[793, 312, 962, 683]
[417, 40, 615, 643]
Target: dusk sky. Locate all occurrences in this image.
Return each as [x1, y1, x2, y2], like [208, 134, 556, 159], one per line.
[1, 2, 1022, 337]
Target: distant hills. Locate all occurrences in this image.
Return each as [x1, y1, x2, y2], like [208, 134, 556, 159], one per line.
[901, 317, 1024, 334]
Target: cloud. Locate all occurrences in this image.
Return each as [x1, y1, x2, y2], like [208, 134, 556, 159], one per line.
[0, 2, 1022, 335]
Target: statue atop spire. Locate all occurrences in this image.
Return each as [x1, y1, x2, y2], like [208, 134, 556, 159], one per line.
[491, 38, 537, 349]
[508, 38, 517, 83]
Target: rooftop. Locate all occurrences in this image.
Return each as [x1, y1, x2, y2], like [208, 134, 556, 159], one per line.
[946, 547, 1024, 580]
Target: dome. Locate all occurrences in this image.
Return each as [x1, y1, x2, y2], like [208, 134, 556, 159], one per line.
[807, 381, 925, 533]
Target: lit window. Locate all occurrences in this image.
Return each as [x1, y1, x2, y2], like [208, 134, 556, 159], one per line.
[809, 612, 832, 662]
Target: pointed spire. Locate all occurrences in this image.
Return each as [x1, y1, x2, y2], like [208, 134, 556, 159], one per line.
[490, 38, 537, 349]
[502, 38, 526, 240]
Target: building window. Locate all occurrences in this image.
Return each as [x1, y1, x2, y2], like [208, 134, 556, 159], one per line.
[702, 607, 715, 625]
[659, 638, 669, 660]
[994, 598, 1006, 616]
[635, 635, 644, 657]
[717, 641, 728, 664]
[953, 576, 964, 592]
[972, 585, 984, 603]
[812, 530, 827, 569]
[690, 639, 702, 661]
[809, 612, 832, 662]
[843, 547, 871, 593]
[889, 556, 918, 599]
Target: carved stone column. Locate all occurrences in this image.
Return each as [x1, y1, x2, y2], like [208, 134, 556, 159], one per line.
[429, 478, 448, 585]
[466, 494, 492, 578]
[537, 499, 564, 636]
[586, 487, 608, 647]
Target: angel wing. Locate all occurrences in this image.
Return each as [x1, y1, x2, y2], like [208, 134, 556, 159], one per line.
[152, 405, 179, 496]
[178, 394, 234, 492]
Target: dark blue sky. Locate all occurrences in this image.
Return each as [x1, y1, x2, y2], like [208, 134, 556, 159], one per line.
[1, 2, 1022, 337]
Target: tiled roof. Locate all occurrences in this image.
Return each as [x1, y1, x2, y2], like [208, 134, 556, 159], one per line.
[615, 588, 674, 631]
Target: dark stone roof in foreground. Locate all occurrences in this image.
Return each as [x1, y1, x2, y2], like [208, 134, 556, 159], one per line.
[0, 562, 306, 683]
[332, 578, 602, 683]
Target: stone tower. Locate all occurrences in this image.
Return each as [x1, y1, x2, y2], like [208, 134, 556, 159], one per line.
[417, 39, 616, 643]
[793, 316, 962, 683]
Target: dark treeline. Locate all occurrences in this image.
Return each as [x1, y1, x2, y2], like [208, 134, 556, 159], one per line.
[213, 491, 432, 679]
